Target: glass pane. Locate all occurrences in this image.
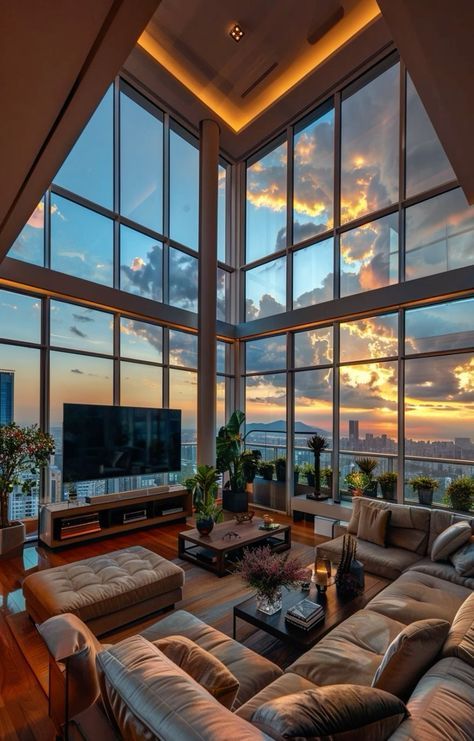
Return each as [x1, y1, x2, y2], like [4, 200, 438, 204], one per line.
[120, 225, 163, 301]
[405, 188, 474, 280]
[217, 268, 228, 322]
[340, 314, 398, 362]
[340, 213, 399, 297]
[216, 341, 228, 374]
[406, 298, 474, 354]
[51, 194, 113, 285]
[294, 368, 333, 441]
[0, 290, 41, 343]
[169, 247, 198, 312]
[8, 200, 44, 265]
[169, 330, 198, 368]
[120, 91, 163, 232]
[49, 352, 113, 427]
[405, 75, 455, 198]
[246, 335, 286, 373]
[245, 372, 287, 436]
[293, 107, 334, 243]
[246, 256, 286, 320]
[216, 375, 226, 431]
[293, 238, 333, 308]
[341, 63, 399, 224]
[50, 301, 112, 354]
[404, 458, 473, 507]
[169, 368, 197, 479]
[0, 345, 40, 425]
[120, 361, 162, 407]
[218, 164, 227, 262]
[405, 354, 474, 460]
[246, 141, 287, 262]
[120, 318, 162, 362]
[54, 86, 113, 208]
[170, 129, 199, 250]
[294, 327, 333, 368]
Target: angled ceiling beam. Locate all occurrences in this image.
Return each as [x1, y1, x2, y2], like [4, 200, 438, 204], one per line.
[0, 0, 160, 263]
[377, 0, 474, 204]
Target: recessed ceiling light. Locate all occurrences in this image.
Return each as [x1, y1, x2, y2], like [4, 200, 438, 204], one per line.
[229, 23, 244, 43]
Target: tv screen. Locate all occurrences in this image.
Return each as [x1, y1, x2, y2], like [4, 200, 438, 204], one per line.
[62, 404, 181, 483]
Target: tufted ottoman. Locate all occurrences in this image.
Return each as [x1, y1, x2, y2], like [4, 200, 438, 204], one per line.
[23, 546, 184, 635]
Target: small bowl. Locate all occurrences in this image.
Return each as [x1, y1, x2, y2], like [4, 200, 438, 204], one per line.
[234, 511, 255, 524]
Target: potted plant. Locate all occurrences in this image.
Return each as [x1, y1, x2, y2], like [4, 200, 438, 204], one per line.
[0, 422, 55, 555]
[321, 467, 333, 492]
[355, 457, 378, 497]
[345, 470, 371, 497]
[258, 461, 274, 481]
[409, 475, 439, 506]
[444, 477, 474, 512]
[236, 544, 306, 615]
[294, 464, 302, 486]
[273, 457, 287, 483]
[306, 434, 329, 501]
[184, 464, 223, 536]
[377, 471, 397, 501]
[216, 410, 261, 513]
[302, 463, 315, 487]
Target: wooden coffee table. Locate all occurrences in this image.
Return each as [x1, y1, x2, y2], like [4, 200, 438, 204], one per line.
[233, 572, 389, 649]
[178, 518, 291, 577]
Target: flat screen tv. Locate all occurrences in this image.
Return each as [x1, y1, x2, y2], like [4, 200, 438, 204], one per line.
[62, 404, 181, 483]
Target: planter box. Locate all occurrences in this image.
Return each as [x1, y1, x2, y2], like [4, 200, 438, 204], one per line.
[0, 521, 25, 556]
[222, 489, 248, 513]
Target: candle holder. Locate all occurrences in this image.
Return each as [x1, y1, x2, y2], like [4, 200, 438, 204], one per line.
[314, 556, 331, 593]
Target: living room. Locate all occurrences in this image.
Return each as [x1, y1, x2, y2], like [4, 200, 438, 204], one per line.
[0, 1, 473, 739]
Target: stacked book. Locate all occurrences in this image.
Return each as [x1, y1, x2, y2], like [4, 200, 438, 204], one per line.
[285, 598, 325, 631]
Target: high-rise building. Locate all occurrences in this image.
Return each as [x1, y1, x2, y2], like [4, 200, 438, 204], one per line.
[0, 370, 14, 424]
[349, 420, 359, 443]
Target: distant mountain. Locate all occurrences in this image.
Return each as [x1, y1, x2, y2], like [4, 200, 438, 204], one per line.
[246, 420, 330, 436]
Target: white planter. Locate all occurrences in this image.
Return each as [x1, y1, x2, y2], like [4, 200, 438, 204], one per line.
[0, 521, 26, 556]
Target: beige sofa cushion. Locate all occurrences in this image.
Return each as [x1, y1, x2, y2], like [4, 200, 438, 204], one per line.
[428, 509, 474, 551]
[316, 535, 422, 580]
[140, 609, 282, 709]
[252, 685, 407, 741]
[407, 558, 474, 590]
[372, 619, 450, 700]
[348, 498, 430, 555]
[431, 521, 472, 561]
[236, 673, 319, 722]
[450, 539, 474, 577]
[390, 657, 474, 740]
[154, 635, 239, 709]
[442, 593, 474, 667]
[358, 505, 391, 547]
[96, 635, 269, 740]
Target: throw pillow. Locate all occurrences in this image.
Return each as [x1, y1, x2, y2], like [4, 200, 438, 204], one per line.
[357, 505, 391, 547]
[372, 618, 450, 699]
[450, 538, 474, 577]
[431, 521, 472, 562]
[154, 635, 239, 709]
[442, 593, 474, 667]
[251, 685, 408, 741]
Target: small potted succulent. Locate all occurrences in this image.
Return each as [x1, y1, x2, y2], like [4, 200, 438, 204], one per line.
[355, 457, 378, 498]
[302, 463, 315, 487]
[409, 475, 439, 506]
[294, 464, 302, 486]
[258, 461, 274, 481]
[185, 464, 223, 536]
[321, 467, 333, 492]
[345, 470, 371, 497]
[444, 477, 474, 513]
[377, 471, 397, 501]
[273, 457, 287, 483]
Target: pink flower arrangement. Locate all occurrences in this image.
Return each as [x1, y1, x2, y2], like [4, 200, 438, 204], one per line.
[236, 545, 307, 600]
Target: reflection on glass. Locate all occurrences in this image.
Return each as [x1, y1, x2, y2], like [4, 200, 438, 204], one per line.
[50, 301, 113, 354]
[120, 362, 162, 408]
[246, 141, 287, 263]
[120, 225, 163, 301]
[170, 129, 199, 250]
[341, 63, 399, 224]
[340, 213, 398, 296]
[216, 376, 226, 431]
[8, 200, 45, 265]
[405, 354, 474, 459]
[0, 290, 41, 343]
[55, 86, 113, 209]
[246, 336, 286, 373]
[405, 75, 455, 198]
[0, 344, 40, 425]
[245, 373, 287, 428]
[51, 195, 113, 285]
[340, 314, 398, 363]
[406, 298, 474, 354]
[169, 248, 198, 312]
[294, 369, 333, 438]
[217, 268, 228, 322]
[340, 361, 398, 448]
[293, 107, 334, 243]
[246, 256, 286, 320]
[294, 327, 333, 368]
[169, 330, 198, 368]
[218, 164, 227, 262]
[405, 188, 474, 280]
[49, 351, 113, 426]
[293, 238, 333, 308]
[169, 369, 198, 481]
[120, 318, 162, 362]
[120, 91, 163, 232]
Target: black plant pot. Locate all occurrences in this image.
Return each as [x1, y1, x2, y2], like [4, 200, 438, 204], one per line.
[418, 487, 433, 506]
[222, 489, 248, 513]
[275, 469, 286, 483]
[196, 516, 214, 536]
[363, 481, 378, 498]
[306, 474, 315, 487]
[380, 483, 396, 501]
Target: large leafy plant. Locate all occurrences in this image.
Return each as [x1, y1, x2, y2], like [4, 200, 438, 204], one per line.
[184, 464, 222, 522]
[0, 423, 55, 528]
[216, 410, 261, 493]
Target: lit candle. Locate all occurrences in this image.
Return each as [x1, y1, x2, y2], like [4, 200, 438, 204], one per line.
[316, 567, 328, 587]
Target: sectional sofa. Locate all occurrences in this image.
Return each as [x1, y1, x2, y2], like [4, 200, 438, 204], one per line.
[37, 499, 474, 740]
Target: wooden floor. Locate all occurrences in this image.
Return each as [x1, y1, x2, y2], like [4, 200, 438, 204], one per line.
[0, 513, 320, 740]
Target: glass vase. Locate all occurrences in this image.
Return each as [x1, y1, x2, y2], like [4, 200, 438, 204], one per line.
[256, 589, 282, 615]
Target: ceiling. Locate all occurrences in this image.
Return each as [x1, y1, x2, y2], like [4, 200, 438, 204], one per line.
[139, 0, 381, 133]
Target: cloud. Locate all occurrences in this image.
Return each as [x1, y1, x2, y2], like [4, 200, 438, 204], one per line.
[169, 330, 197, 368]
[294, 327, 333, 367]
[121, 318, 163, 358]
[120, 242, 162, 302]
[246, 292, 285, 321]
[71, 368, 84, 374]
[340, 315, 398, 362]
[70, 326, 87, 338]
[169, 251, 198, 312]
[73, 314, 94, 323]
[294, 271, 333, 309]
